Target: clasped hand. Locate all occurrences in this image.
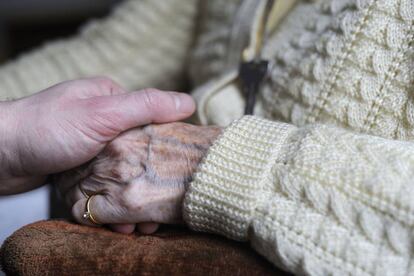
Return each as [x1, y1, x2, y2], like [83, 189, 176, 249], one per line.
[55, 122, 221, 234]
[0, 77, 195, 193]
[0, 76, 221, 233]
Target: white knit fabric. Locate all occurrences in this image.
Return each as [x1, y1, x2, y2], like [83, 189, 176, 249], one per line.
[184, 0, 414, 275]
[190, 0, 414, 141]
[184, 116, 414, 275]
[0, 0, 198, 101]
[0, 0, 413, 275]
[262, 0, 414, 140]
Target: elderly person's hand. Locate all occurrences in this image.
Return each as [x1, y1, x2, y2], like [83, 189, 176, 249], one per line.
[0, 77, 195, 195]
[55, 123, 222, 234]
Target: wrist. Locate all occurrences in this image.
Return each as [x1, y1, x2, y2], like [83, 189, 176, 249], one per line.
[0, 99, 31, 181]
[184, 126, 223, 187]
[0, 100, 19, 179]
[179, 126, 222, 220]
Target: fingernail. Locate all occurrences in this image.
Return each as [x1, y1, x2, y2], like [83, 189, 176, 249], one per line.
[173, 93, 195, 114]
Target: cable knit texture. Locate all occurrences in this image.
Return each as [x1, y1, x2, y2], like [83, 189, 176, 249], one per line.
[0, 0, 198, 100]
[185, 115, 414, 275]
[1, 0, 414, 275]
[190, 0, 413, 141]
[184, 0, 414, 275]
[260, 0, 414, 140]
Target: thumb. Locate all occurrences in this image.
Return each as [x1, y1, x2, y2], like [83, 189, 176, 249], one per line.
[118, 88, 196, 125]
[78, 89, 195, 141]
[83, 88, 195, 138]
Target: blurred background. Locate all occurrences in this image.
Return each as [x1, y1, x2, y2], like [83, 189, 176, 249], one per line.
[0, 0, 120, 61]
[0, 0, 121, 247]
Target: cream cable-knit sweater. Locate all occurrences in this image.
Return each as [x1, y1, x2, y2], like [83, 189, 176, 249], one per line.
[1, 0, 414, 275]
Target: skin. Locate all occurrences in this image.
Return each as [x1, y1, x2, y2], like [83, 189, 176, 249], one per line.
[0, 77, 196, 232]
[55, 123, 222, 234]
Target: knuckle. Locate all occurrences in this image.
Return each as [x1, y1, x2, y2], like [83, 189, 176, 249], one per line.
[94, 139, 148, 184]
[59, 79, 96, 97]
[124, 200, 140, 213]
[60, 79, 78, 88]
[93, 153, 140, 184]
[142, 124, 154, 134]
[91, 76, 117, 88]
[119, 189, 141, 213]
[140, 88, 162, 111]
[74, 78, 96, 87]
[58, 79, 84, 95]
[104, 140, 126, 158]
[89, 77, 123, 95]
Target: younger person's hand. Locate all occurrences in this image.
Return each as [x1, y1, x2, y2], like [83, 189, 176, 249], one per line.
[0, 77, 195, 195]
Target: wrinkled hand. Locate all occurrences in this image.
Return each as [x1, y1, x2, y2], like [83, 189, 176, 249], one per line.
[55, 123, 222, 234]
[0, 77, 195, 195]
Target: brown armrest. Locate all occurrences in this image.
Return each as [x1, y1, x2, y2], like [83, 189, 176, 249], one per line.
[1, 220, 286, 275]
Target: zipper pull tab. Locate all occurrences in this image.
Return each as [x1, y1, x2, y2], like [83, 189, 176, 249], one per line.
[238, 0, 275, 115]
[239, 59, 269, 115]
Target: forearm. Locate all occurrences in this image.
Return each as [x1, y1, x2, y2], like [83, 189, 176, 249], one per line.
[0, 101, 46, 195]
[0, 100, 17, 177]
[0, 176, 47, 195]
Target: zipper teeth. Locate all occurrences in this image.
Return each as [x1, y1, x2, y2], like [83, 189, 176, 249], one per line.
[226, 0, 262, 69]
[254, 0, 276, 59]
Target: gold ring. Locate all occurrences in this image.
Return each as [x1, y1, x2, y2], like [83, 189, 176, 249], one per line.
[83, 195, 102, 225]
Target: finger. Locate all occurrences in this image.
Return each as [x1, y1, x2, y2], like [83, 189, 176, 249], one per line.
[72, 195, 111, 227]
[109, 224, 136, 234]
[64, 185, 86, 207]
[87, 89, 196, 133]
[52, 173, 75, 196]
[137, 222, 159, 234]
[72, 193, 161, 226]
[52, 164, 92, 196]
[129, 89, 196, 123]
[72, 194, 142, 226]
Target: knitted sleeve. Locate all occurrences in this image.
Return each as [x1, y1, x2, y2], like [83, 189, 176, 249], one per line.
[0, 0, 198, 101]
[184, 115, 414, 275]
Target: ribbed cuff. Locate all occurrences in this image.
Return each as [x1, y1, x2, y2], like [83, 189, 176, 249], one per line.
[183, 116, 297, 241]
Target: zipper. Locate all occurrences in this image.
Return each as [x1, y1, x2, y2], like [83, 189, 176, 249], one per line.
[196, 0, 297, 121]
[239, 0, 275, 115]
